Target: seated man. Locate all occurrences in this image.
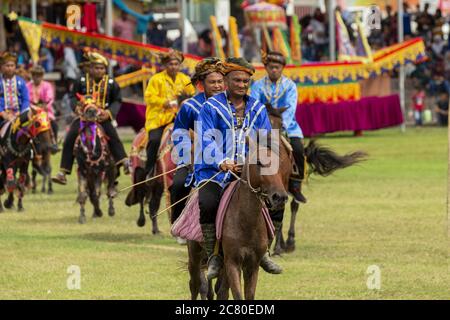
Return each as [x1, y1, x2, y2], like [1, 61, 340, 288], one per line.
[144, 49, 195, 180]
[195, 57, 283, 281]
[52, 52, 129, 185]
[250, 50, 307, 203]
[170, 58, 225, 226]
[0, 52, 30, 128]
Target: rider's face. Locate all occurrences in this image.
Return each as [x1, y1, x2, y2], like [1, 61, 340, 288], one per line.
[165, 60, 181, 77]
[91, 64, 106, 80]
[225, 71, 251, 98]
[32, 74, 43, 85]
[203, 72, 224, 97]
[265, 62, 283, 82]
[1, 61, 16, 78]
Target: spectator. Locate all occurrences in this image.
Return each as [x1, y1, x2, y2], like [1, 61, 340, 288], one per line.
[146, 22, 167, 47]
[113, 11, 136, 40]
[62, 46, 80, 91]
[412, 85, 426, 126]
[434, 91, 449, 126]
[9, 42, 29, 67]
[189, 29, 213, 58]
[309, 8, 328, 60]
[431, 34, 446, 60]
[39, 47, 54, 72]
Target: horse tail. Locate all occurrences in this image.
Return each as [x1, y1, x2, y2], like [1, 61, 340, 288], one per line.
[305, 140, 368, 177]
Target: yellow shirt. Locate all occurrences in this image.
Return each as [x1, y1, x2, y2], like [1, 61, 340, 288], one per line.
[144, 70, 195, 132]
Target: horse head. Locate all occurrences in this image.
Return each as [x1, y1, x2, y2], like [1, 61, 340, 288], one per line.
[76, 94, 103, 159]
[245, 131, 288, 211]
[265, 103, 287, 130]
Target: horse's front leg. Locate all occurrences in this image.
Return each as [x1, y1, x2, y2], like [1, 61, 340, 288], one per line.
[107, 165, 116, 217]
[4, 192, 14, 209]
[285, 199, 299, 252]
[149, 184, 163, 235]
[243, 262, 259, 300]
[31, 168, 37, 194]
[225, 258, 243, 300]
[77, 173, 88, 224]
[89, 179, 103, 218]
[273, 224, 285, 256]
[216, 270, 230, 300]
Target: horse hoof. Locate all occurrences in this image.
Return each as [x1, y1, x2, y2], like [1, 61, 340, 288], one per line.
[32, 189, 36, 194]
[79, 216, 86, 224]
[41, 189, 46, 193]
[152, 229, 161, 235]
[93, 210, 103, 218]
[4, 200, 13, 209]
[108, 208, 115, 217]
[47, 189, 54, 195]
[137, 219, 145, 227]
[17, 207, 24, 213]
[272, 248, 284, 256]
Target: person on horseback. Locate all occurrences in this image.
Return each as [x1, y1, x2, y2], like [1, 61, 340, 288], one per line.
[250, 50, 307, 204]
[171, 58, 225, 230]
[26, 65, 59, 154]
[195, 57, 283, 281]
[144, 49, 195, 181]
[0, 52, 30, 129]
[52, 52, 129, 185]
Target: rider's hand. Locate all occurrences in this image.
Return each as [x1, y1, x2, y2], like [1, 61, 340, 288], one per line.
[97, 109, 111, 122]
[220, 160, 242, 173]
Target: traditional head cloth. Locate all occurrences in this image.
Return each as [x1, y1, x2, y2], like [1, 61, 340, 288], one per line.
[191, 57, 225, 85]
[0, 52, 17, 65]
[261, 50, 286, 66]
[30, 65, 45, 75]
[223, 57, 255, 76]
[160, 49, 184, 65]
[86, 52, 108, 67]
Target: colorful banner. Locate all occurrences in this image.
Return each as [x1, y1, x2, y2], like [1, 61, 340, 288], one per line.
[336, 11, 356, 60]
[16, 19, 425, 89]
[209, 16, 226, 60]
[290, 14, 302, 66]
[272, 27, 291, 64]
[228, 17, 241, 58]
[18, 18, 42, 64]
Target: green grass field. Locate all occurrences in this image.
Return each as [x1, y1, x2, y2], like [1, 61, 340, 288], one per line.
[0, 126, 448, 300]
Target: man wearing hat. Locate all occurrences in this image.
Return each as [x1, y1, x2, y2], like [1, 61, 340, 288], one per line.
[170, 57, 225, 234]
[0, 52, 30, 127]
[52, 52, 129, 185]
[194, 57, 283, 280]
[26, 65, 59, 153]
[251, 50, 307, 204]
[144, 49, 195, 180]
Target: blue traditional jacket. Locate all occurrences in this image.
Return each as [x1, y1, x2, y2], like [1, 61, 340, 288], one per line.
[194, 91, 272, 188]
[172, 92, 207, 186]
[250, 75, 303, 138]
[0, 75, 30, 114]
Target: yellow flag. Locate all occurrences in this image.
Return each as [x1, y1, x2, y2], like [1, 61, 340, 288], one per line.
[228, 17, 241, 58]
[18, 19, 42, 64]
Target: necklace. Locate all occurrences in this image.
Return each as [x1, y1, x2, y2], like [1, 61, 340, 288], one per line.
[86, 74, 109, 108]
[2, 76, 19, 113]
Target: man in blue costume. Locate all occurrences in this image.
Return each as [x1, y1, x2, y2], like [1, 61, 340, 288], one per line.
[250, 50, 307, 203]
[171, 58, 225, 227]
[0, 52, 30, 128]
[195, 57, 283, 280]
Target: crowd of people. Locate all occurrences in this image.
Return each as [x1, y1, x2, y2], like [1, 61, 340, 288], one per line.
[2, 3, 449, 130]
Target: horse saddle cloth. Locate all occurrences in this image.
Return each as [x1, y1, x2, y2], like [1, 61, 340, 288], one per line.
[171, 181, 275, 242]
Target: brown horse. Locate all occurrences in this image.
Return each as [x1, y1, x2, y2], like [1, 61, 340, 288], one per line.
[264, 105, 368, 255]
[74, 96, 117, 224]
[29, 106, 55, 194]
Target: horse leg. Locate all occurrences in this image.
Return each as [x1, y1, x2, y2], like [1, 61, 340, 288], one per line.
[285, 200, 299, 252]
[225, 260, 243, 300]
[41, 169, 46, 193]
[216, 270, 230, 300]
[273, 223, 285, 256]
[187, 241, 203, 300]
[0, 195, 3, 213]
[243, 262, 259, 300]
[4, 192, 14, 209]
[77, 174, 88, 224]
[136, 199, 146, 227]
[149, 183, 163, 235]
[107, 165, 116, 217]
[91, 181, 103, 218]
[31, 168, 37, 194]
[17, 195, 24, 212]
